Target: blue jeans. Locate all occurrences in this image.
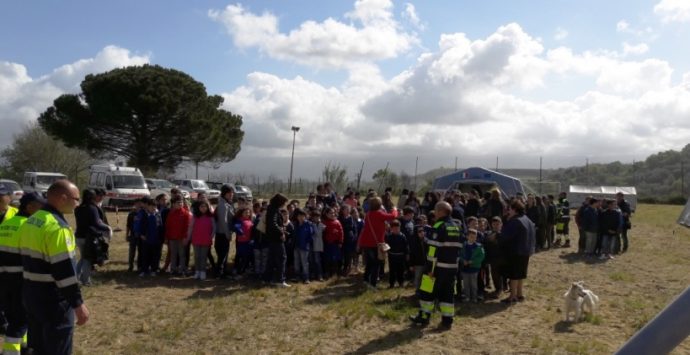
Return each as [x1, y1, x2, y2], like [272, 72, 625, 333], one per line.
[310, 251, 323, 279]
[294, 249, 310, 281]
[76, 238, 91, 284]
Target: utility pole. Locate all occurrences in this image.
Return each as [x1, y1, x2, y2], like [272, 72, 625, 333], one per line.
[495, 156, 499, 172]
[414, 156, 419, 190]
[288, 126, 300, 195]
[632, 159, 636, 186]
[455, 156, 458, 171]
[539, 156, 543, 195]
[586, 158, 589, 185]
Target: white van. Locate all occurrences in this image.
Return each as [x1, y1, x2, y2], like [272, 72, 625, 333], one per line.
[88, 164, 150, 209]
[23, 172, 67, 196]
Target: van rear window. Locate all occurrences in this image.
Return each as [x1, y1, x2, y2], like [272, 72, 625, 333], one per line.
[113, 175, 146, 189]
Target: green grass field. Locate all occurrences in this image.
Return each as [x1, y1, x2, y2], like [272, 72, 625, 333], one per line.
[9, 204, 690, 354]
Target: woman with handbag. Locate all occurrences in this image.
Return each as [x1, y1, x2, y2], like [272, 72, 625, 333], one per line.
[357, 197, 398, 289]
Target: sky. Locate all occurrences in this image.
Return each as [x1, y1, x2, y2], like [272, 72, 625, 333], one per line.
[2, 0, 690, 180]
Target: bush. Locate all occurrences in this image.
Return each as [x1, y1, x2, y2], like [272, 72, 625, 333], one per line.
[667, 196, 687, 205]
[638, 197, 659, 204]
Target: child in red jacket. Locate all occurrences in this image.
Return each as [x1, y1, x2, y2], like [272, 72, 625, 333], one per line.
[165, 196, 191, 276]
[322, 207, 344, 279]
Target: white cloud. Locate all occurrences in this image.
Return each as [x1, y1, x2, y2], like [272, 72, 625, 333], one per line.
[654, 0, 690, 23]
[402, 3, 424, 30]
[216, 20, 690, 177]
[0, 46, 149, 149]
[616, 20, 630, 32]
[209, 1, 418, 69]
[622, 42, 650, 56]
[616, 19, 656, 39]
[554, 27, 568, 41]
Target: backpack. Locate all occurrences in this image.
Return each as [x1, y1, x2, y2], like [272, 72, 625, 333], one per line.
[256, 215, 267, 234]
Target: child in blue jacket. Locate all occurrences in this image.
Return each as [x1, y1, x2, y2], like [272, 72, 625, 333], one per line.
[293, 209, 314, 283]
[138, 198, 162, 277]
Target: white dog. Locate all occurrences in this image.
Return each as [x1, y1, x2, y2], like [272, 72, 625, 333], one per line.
[580, 286, 599, 318]
[564, 281, 599, 322]
[564, 282, 585, 322]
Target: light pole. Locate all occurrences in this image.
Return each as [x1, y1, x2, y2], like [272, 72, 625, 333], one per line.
[288, 126, 300, 194]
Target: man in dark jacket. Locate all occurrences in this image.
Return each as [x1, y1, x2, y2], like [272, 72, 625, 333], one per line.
[616, 192, 632, 253]
[581, 198, 600, 255]
[264, 193, 289, 287]
[545, 195, 557, 248]
[599, 199, 621, 260]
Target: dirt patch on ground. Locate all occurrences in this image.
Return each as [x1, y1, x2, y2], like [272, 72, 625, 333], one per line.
[62, 204, 690, 354]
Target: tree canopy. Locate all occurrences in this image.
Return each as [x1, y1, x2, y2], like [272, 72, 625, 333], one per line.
[1, 125, 93, 184]
[38, 64, 243, 173]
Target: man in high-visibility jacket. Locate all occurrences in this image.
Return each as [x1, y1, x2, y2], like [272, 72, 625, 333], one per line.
[0, 186, 17, 224]
[18, 180, 90, 354]
[0, 192, 46, 355]
[0, 186, 18, 337]
[410, 201, 462, 330]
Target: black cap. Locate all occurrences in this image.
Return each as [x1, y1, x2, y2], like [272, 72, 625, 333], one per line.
[20, 192, 46, 206]
[0, 186, 10, 195]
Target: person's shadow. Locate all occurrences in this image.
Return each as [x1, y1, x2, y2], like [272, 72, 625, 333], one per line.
[344, 326, 424, 355]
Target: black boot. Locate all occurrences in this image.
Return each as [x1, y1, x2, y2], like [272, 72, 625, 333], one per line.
[439, 316, 453, 330]
[409, 311, 430, 327]
[563, 240, 571, 248]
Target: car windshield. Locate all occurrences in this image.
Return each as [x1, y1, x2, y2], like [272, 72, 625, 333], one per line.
[152, 180, 173, 188]
[192, 180, 208, 189]
[0, 181, 21, 192]
[113, 175, 146, 189]
[36, 175, 65, 186]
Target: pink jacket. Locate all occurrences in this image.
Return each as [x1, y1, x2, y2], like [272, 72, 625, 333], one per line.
[189, 215, 215, 247]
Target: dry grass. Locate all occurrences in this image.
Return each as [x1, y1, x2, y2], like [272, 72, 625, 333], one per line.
[22, 204, 690, 354]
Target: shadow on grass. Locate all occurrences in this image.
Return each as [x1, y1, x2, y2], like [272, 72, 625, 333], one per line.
[456, 301, 508, 319]
[305, 277, 367, 304]
[92, 265, 271, 296]
[558, 252, 609, 265]
[344, 326, 423, 355]
[553, 320, 575, 333]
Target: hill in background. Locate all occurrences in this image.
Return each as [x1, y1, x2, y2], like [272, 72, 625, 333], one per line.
[414, 144, 690, 203]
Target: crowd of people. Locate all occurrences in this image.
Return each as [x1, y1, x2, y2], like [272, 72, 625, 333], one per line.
[0, 178, 636, 353]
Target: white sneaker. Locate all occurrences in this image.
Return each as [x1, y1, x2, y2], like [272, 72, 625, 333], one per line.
[277, 282, 291, 288]
[194, 271, 200, 280]
[200, 271, 206, 280]
[599, 255, 607, 260]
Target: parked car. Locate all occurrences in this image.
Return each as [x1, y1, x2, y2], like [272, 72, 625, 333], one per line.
[22, 172, 67, 197]
[233, 184, 253, 202]
[0, 179, 24, 206]
[171, 179, 220, 203]
[206, 182, 253, 203]
[145, 178, 190, 200]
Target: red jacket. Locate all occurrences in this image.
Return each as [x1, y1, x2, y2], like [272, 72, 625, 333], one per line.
[165, 208, 191, 240]
[357, 208, 399, 248]
[323, 218, 344, 245]
[237, 217, 253, 243]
